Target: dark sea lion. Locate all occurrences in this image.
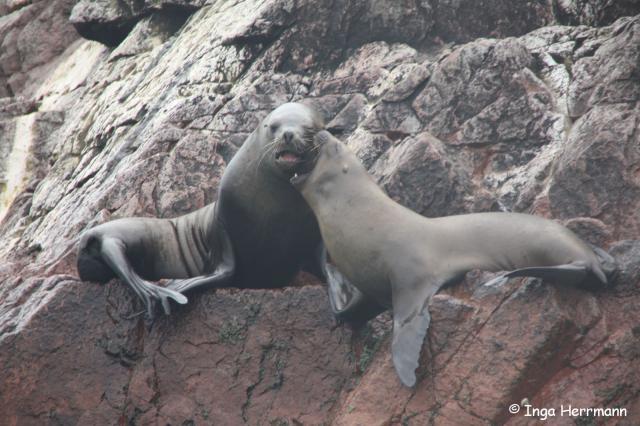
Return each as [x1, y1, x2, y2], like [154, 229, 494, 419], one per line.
[77, 102, 326, 317]
[287, 130, 616, 387]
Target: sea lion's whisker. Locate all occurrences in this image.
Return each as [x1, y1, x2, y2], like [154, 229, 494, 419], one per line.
[256, 142, 277, 169]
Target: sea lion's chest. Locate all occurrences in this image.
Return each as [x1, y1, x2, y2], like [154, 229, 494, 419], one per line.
[324, 227, 392, 307]
[218, 170, 319, 286]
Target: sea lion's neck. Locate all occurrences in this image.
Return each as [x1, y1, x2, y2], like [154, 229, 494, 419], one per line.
[302, 171, 390, 221]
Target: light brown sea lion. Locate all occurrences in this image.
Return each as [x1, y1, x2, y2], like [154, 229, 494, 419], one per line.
[287, 130, 615, 387]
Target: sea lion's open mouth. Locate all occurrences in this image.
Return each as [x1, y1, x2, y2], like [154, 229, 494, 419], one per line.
[275, 150, 303, 166]
[275, 146, 317, 186]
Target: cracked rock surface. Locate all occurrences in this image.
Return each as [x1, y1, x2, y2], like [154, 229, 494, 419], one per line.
[1, 1, 639, 424]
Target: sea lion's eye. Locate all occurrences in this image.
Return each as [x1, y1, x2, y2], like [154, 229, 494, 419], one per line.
[270, 123, 279, 133]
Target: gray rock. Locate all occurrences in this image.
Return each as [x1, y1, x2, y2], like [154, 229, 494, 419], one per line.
[549, 104, 640, 240]
[555, 0, 640, 26]
[568, 16, 640, 117]
[70, 0, 203, 47]
[369, 132, 469, 217]
[381, 62, 431, 102]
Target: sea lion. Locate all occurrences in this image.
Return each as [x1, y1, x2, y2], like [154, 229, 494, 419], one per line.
[286, 130, 615, 387]
[77, 102, 327, 318]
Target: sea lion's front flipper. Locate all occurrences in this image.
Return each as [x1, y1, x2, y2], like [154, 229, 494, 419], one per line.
[483, 262, 589, 287]
[319, 245, 385, 323]
[100, 237, 188, 319]
[164, 225, 236, 296]
[391, 281, 439, 387]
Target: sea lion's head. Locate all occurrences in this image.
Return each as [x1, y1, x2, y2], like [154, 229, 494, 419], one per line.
[263, 102, 324, 178]
[289, 130, 362, 193]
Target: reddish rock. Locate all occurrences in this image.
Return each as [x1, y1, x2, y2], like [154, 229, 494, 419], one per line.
[0, 280, 354, 425]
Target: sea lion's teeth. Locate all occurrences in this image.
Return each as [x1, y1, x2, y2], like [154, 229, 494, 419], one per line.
[294, 173, 298, 178]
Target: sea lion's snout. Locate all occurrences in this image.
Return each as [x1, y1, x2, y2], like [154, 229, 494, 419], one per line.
[273, 125, 309, 171]
[314, 131, 343, 159]
[290, 131, 344, 190]
[287, 130, 325, 189]
[314, 130, 332, 146]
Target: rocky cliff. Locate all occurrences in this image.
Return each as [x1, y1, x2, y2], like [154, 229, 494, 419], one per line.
[1, 1, 640, 425]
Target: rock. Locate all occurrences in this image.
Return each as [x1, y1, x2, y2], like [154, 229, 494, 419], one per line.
[0, 96, 38, 118]
[0, 110, 65, 223]
[564, 217, 613, 248]
[430, 0, 554, 41]
[555, 0, 640, 26]
[362, 101, 422, 136]
[381, 62, 431, 102]
[1, 1, 640, 424]
[369, 132, 470, 217]
[413, 38, 536, 141]
[69, 0, 202, 47]
[549, 104, 640, 240]
[0, 280, 354, 425]
[316, 42, 419, 96]
[69, 0, 139, 47]
[326, 94, 368, 134]
[567, 16, 640, 118]
[347, 131, 392, 169]
[0, 0, 79, 97]
[604, 240, 640, 303]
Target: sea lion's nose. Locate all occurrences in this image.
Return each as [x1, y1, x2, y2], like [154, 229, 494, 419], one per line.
[283, 131, 293, 143]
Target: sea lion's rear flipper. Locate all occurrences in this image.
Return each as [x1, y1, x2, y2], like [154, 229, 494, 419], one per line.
[164, 225, 235, 294]
[319, 245, 385, 323]
[100, 237, 188, 319]
[590, 244, 617, 285]
[483, 262, 589, 287]
[391, 281, 438, 387]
